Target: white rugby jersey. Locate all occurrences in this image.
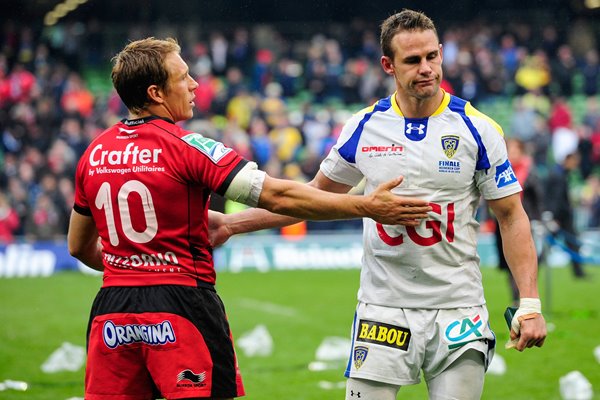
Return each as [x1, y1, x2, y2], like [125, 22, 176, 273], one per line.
[321, 91, 522, 308]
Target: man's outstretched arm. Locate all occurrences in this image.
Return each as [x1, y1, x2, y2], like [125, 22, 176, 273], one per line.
[210, 170, 431, 247]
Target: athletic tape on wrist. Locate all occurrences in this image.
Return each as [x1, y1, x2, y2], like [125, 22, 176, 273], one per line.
[511, 298, 541, 335]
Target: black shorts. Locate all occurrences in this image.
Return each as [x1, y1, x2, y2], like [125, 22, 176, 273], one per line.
[85, 283, 244, 399]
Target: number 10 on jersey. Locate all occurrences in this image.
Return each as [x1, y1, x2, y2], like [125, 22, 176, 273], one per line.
[95, 180, 158, 246]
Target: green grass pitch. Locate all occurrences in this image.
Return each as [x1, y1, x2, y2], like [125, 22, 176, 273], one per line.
[0, 266, 598, 399]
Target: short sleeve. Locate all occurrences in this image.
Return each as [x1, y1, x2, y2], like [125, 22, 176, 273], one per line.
[475, 124, 522, 200]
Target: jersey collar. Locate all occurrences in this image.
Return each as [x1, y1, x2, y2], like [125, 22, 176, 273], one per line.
[121, 115, 175, 126]
[391, 89, 450, 118]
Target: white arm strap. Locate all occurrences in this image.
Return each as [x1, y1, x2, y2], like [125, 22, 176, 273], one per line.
[224, 162, 266, 207]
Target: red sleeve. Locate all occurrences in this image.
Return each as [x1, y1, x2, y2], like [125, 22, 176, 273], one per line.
[73, 148, 92, 215]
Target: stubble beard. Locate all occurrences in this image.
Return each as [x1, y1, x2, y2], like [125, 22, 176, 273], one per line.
[409, 75, 441, 100]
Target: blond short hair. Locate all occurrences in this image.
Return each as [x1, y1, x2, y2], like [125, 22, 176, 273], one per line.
[111, 37, 181, 114]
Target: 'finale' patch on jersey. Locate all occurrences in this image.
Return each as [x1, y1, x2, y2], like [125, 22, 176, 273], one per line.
[356, 319, 411, 350]
[438, 160, 461, 174]
[182, 133, 232, 163]
[494, 159, 518, 188]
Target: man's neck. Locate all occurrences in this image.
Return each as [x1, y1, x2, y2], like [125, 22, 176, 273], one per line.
[129, 105, 172, 121]
[395, 90, 444, 118]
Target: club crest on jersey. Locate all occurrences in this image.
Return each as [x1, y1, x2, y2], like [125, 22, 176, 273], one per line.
[182, 133, 232, 163]
[444, 314, 484, 349]
[495, 159, 518, 188]
[356, 319, 411, 350]
[404, 119, 428, 142]
[353, 346, 369, 369]
[441, 135, 460, 159]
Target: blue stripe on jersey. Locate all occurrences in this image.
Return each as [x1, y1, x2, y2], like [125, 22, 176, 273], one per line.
[338, 96, 392, 164]
[344, 310, 359, 378]
[447, 96, 491, 171]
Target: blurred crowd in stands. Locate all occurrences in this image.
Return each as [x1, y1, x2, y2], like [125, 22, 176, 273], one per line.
[0, 17, 600, 242]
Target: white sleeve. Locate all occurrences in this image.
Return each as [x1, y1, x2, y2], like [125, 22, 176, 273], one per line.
[319, 113, 365, 187]
[474, 124, 522, 200]
[224, 162, 266, 207]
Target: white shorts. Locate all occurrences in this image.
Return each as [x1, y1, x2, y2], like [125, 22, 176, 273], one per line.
[344, 302, 496, 385]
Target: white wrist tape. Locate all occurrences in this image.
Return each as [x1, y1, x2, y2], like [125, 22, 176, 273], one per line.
[224, 162, 266, 207]
[511, 298, 541, 335]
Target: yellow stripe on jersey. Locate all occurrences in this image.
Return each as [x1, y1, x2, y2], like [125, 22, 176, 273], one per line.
[355, 103, 376, 116]
[390, 90, 451, 117]
[431, 91, 451, 116]
[465, 102, 504, 137]
[391, 92, 403, 116]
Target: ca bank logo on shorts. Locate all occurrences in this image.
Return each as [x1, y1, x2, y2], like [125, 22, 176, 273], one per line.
[444, 315, 483, 349]
[495, 159, 518, 188]
[356, 319, 411, 351]
[103, 320, 176, 349]
[404, 119, 428, 142]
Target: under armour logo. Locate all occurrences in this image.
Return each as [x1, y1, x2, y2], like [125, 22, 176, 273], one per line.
[350, 390, 361, 398]
[405, 123, 425, 135]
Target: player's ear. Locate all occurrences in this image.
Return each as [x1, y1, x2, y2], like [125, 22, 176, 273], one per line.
[147, 84, 164, 104]
[381, 56, 395, 76]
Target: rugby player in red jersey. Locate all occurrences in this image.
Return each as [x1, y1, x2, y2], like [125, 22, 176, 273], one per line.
[67, 37, 431, 400]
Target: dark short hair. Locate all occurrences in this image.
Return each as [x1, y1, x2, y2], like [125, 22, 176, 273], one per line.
[111, 37, 181, 114]
[380, 9, 438, 59]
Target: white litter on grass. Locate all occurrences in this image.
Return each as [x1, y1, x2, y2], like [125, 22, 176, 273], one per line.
[486, 354, 506, 375]
[315, 337, 351, 361]
[236, 324, 273, 357]
[308, 361, 327, 371]
[559, 371, 593, 400]
[65, 397, 84, 400]
[308, 337, 351, 372]
[41, 342, 86, 373]
[318, 380, 346, 390]
[0, 380, 28, 391]
[594, 346, 600, 364]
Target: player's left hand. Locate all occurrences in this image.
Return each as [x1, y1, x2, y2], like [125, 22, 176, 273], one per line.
[208, 210, 233, 248]
[367, 176, 432, 225]
[508, 313, 547, 351]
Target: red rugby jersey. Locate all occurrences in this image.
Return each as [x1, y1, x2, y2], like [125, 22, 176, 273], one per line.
[74, 116, 247, 287]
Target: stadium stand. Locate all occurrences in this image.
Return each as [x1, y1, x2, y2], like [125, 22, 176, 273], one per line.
[0, 15, 599, 241]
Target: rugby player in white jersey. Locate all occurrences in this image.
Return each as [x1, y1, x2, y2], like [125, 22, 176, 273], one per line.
[210, 9, 547, 400]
